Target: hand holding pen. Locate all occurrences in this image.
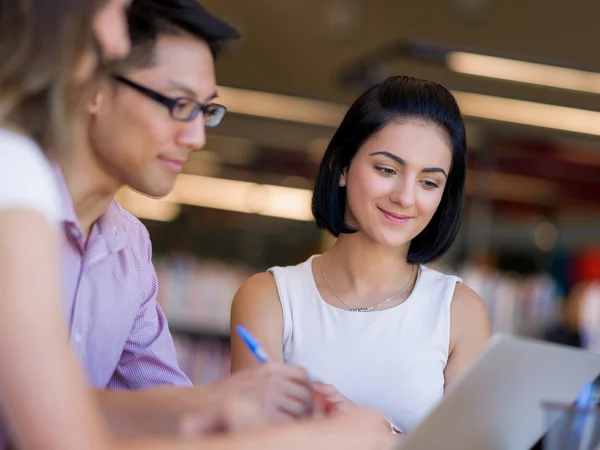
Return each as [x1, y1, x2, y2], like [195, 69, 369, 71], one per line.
[236, 325, 404, 434]
[235, 325, 335, 417]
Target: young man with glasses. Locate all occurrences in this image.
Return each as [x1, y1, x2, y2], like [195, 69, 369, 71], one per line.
[55, 0, 336, 438]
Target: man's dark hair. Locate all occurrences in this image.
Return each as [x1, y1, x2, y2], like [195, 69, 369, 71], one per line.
[119, 0, 239, 70]
[312, 75, 467, 265]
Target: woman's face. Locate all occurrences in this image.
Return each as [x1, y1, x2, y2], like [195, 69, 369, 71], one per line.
[341, 119, 453, 249]
[73, 0, 132, 84]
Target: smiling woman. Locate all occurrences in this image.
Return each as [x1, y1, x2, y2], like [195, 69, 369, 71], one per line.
[230, 75, 491, 436]
[312, 75, 466, 264]
[339, 121, 453, 252]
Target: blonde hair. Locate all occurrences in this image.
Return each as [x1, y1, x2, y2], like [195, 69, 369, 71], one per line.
[0, 0, 107, 156]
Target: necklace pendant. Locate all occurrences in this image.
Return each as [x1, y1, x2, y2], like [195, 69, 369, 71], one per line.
[351, 307, 373, 312]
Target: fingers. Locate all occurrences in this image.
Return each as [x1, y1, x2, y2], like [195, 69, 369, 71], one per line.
[312, 382, 351, 413]
[313, 382, 338, 397]
[258, 363, 314, 417]
[313, 381, 333, 391]
[261, 362, 312, 387]
[256, 382, 313, 420]
[312, 390, 332, 417]
[276, 375, 313, 405]
[273, 393, 314, 417]
[230, 364, 351, 422]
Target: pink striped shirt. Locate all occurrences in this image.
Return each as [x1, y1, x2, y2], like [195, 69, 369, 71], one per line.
[56, 170, 192, 389]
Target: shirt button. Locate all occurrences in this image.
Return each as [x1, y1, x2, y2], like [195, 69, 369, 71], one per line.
[112, 226, 119, 238]
[74, 332, 82, 343]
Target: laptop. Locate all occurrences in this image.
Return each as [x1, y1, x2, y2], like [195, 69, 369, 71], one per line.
[397, 335, 600, 450]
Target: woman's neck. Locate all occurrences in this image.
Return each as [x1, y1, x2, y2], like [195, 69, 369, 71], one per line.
[322, 232, 414, 299]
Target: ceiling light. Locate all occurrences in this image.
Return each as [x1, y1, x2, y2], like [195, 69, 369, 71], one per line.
[447, 52, 600, 94]
[218, 84, 600, 137]
[454, 91, 600, 136]
[218, 86, 347, 127]
[119, 174, 314, 222]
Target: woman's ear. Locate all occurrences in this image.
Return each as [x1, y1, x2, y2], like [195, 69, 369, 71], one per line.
[86, 78, 111, 115]
[86, 89, 103, 115]
[339, 167, 348, 187]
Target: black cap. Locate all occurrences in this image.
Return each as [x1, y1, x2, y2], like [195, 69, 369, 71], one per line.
[128, 0, 240, 42]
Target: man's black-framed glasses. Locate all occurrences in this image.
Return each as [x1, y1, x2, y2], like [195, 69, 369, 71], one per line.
[113, 75, 226, 128]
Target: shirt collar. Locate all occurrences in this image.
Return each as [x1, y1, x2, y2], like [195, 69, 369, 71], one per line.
[98, 200, 126, 253]
[54, 166, 126, 254]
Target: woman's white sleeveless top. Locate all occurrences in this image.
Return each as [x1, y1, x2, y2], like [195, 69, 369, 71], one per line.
[269, 255, 461, 432]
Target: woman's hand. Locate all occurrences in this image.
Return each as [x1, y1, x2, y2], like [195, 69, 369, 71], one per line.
[313, 382, 355, 414]
[312, 382, 404, 438]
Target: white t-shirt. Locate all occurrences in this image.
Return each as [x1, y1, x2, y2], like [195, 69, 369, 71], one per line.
[0, 128, 60, 224]
[0, 128, 61, 448]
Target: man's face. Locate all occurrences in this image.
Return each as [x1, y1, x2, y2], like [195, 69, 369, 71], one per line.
[88, 33, 217, 197]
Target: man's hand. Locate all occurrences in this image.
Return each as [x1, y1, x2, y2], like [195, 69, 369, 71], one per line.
[207, 363, 313, 423]
[96, 363, 313, 438]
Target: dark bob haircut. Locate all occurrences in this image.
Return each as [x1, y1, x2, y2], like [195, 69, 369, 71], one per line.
[311, 75, 467, 265]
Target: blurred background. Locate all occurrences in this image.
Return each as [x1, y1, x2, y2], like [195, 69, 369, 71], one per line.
[117, 0, 600, 384]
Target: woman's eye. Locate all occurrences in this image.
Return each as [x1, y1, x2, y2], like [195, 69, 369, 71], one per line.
[375, 166, 396, 176]
[421, 180, 439, 189]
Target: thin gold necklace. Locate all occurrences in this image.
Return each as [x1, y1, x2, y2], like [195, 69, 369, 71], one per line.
[320, 256, 416, 312]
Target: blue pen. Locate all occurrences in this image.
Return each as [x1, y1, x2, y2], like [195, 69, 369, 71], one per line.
[235, 325, 271, 364]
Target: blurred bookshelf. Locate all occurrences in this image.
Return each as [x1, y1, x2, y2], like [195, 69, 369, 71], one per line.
[155, 256, 249, 384]
[152, 243, 600, 385]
